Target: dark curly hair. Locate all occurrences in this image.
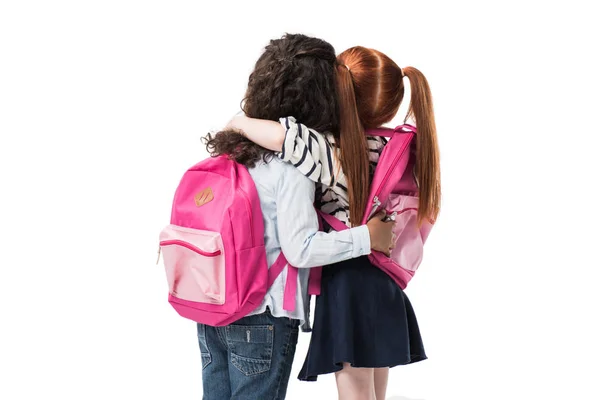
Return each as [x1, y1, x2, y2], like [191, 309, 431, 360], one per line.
[204, 33, 339, 167]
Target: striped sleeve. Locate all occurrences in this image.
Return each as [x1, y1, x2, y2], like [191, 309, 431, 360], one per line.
[366, 135, 387, 163]
[277, 116, 336, 187]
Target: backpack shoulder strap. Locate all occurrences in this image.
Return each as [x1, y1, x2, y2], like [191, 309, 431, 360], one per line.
[367, 127, 395, 137]
[396, 124, 417, 134]
[268, 252, 298, 312]
[316, 210, 348, 232]
[366, 124, 416, 137]
[308, 212, 325, 296]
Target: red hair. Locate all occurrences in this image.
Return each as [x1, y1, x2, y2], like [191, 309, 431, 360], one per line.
[336, 47, 441, 225]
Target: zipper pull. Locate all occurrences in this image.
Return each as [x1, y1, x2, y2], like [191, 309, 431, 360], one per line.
[372, 196, 381, 209]
[369, 196, 382, 219]
[156, 245, 161, 265]
[383, 211, 397, 222]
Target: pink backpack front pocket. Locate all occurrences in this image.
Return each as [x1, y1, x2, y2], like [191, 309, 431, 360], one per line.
[159, 224, 226, 305]
[384, 194, 432, 273]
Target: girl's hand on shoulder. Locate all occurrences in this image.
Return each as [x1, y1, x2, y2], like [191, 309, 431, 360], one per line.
[225, 114, 247, 134]
[224, 116, 285, 151]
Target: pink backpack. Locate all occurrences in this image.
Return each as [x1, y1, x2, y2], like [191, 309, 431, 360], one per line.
[317, 124, 433, 290]
[158, 155, 298, 326]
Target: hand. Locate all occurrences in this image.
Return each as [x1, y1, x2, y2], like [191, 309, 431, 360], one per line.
[367, 211, 397, 257]
[225, 114, 247, 133]
[223, 115, 285, 151]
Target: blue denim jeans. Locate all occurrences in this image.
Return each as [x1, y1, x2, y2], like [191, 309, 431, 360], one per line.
[197, 310, 300, 400]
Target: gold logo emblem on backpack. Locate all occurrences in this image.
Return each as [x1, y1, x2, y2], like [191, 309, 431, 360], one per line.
[194, 187, 214, 207]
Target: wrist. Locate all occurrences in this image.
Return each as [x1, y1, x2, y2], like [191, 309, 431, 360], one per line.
[348, 225, 372, 257]
[229, 115, 246, 130]
[366, 224, 375, 249]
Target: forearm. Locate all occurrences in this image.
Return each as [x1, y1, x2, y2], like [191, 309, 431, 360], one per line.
[228, 116, 284, 151]
[281, 225, 371, 269]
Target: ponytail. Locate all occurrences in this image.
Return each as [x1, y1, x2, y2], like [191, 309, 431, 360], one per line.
[335, 63, 370, 226]
[403, 66, 441, 224]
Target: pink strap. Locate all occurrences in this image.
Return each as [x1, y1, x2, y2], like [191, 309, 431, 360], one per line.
[283, 265, 297, 311]
[268, 252, 298, 312]
[268, 252, 288, 287]
[308, 211, 324, 295]
[316, 210, 348, 232]
[366, 124, 416, 137]
[397, 124, 417, 133]
[367, 127, 394, 137]
[308, 268, 321, 296]
[308, 211, 349, 295]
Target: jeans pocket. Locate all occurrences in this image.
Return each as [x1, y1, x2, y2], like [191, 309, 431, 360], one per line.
[197, 324, 212, 370]
[226, 324, 273, 376]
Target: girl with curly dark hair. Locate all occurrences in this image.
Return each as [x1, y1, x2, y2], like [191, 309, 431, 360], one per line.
[228, 47, 439, 400]
[199, 34, 396, 400]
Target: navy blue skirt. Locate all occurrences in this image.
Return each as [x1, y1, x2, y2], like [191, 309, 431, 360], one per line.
[298, 256, 427, 381]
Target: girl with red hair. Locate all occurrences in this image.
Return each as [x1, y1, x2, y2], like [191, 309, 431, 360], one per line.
[228, 46, 440, 400]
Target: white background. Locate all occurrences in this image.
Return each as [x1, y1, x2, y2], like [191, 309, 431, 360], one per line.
[1, 1, 599, 399]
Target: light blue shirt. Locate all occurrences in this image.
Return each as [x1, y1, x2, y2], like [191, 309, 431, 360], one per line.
[247, 158, 371, 327]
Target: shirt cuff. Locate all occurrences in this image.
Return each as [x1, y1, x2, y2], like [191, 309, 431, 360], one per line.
[277, 116, 297, 162]
[349, 225, 371, 258]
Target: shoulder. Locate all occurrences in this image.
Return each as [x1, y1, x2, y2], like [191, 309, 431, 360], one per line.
[275, 158, 315, 185]
[324, 132, 337, 144]
[250, 158, 315, 204]
[249, 158, 311, 186]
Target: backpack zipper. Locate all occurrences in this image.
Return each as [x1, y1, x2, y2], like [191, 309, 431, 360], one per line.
[370, 134, 413, 213]
[383, 211, 397, 222]
[369, 196, 381, 219]
[159, 239, 222, 257]
[238, 190, 255, 246]
[397, 207, 418, 215]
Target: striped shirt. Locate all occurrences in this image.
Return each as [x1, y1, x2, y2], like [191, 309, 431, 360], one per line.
[277, 116, 388, 227]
